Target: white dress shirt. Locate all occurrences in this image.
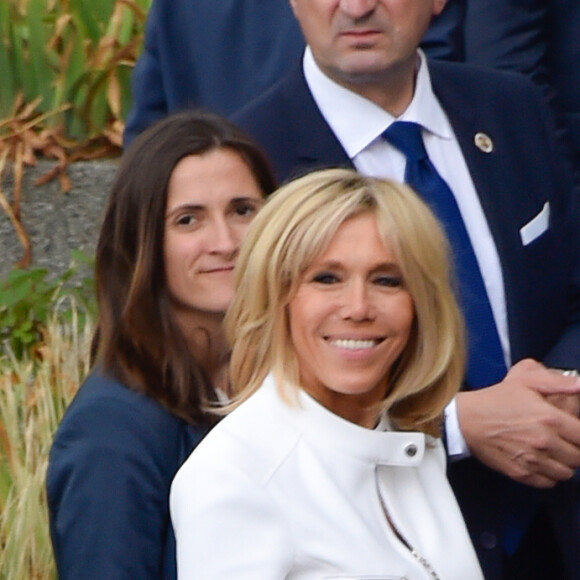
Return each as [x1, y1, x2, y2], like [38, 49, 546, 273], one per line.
[303, 48, 511, 456]
[171, 374, 484, 579]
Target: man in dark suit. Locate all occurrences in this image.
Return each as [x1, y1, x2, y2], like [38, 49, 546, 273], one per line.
[123, 0, 305, 147]
[232, 1, 580, 578]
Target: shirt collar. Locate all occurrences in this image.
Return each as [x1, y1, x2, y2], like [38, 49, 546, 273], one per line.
[257, 374, 427, 466]
[303, 47, 452, 157]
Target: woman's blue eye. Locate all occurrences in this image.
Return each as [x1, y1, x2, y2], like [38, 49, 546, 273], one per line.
[375, 275, 403, 287]
[312, 272, 339, 284]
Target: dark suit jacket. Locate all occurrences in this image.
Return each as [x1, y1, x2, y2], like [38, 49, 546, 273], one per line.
[427, 0, 580, 176]
[46, 370, 211, 580]
[122, 0, 305, 147]
[232, 60, 580, 578]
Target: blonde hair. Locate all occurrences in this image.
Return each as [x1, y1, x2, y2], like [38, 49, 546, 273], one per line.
[224, 168, 464, 436]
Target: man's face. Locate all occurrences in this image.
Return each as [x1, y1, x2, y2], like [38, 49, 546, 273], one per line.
[290, 0, 446, 88]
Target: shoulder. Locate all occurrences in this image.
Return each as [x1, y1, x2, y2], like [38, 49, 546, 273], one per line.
[174, 381, 301, 492]
[232, 63, 343, 181]
[49, 369, 208, 476]
[170, 387, 297, 577]
[59, 369, 183, 434]
[170, 383, 299, 572]
[232, 65, 305, 136]
[428, 58, 545, 107]
[146, 0, 193, 24]
[46, 368, 210, 580]
[427, 58, 557, 151]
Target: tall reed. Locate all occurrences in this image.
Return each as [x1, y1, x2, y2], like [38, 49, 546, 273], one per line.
[0, 299, 92, 579]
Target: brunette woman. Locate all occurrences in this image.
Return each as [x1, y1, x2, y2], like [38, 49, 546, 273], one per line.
[46, 110, 276, 580]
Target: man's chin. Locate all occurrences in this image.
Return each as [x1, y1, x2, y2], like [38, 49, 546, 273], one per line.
[325, 55, 393, 82]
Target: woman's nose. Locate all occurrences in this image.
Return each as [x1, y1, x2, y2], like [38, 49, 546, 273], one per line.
[209, 218, 238, 256]
[340, 280, 374, 321]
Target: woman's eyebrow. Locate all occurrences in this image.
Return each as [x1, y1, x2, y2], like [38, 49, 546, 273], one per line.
[165, 204, 204, 217]
[229, 196, 265, 204]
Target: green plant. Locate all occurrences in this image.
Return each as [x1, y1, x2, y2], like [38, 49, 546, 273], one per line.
[0, 301, 92, 580]
[0, 250, 96, 358]
[0, 0, 151, 146]
[0, 0, 151, 267]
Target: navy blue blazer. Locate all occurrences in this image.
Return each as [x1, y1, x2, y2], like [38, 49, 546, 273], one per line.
[47, 370, 211, 580]
[463, 0, 580, 172]
[123, 0, 305, 147]
[232, 60, 580, 578]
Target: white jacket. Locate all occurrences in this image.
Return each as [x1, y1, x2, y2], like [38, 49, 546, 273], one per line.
[170, 374, 483, 579]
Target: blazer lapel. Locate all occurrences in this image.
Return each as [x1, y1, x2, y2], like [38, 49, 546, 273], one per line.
[282, 67, 353, 173]
[428, 59, 567, 362]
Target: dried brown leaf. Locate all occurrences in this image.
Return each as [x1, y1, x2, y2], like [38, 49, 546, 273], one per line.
[103, 123, 124, 148]
[107, 72, 122, 118]
[12, 142, 24, 218]
[34, 165, 62, 186]
[52, 14, 73, 43]
[17, 97, 43, 121]
[58, 171, 72, 192]
[0, 149, 31, 268]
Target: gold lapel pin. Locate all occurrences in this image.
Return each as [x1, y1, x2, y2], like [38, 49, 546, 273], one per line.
[474, 132, 494, 153]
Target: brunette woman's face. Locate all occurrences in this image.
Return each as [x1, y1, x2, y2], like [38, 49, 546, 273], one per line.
[164, 149, 264, 319]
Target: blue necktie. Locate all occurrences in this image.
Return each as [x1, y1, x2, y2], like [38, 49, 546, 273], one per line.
[383, 121, 506, 388]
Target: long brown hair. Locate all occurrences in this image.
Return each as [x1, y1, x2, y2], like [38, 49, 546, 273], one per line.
[92, 110, 277, 423]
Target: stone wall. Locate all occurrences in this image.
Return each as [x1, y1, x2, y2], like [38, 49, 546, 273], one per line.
[0, 159, 119, 279]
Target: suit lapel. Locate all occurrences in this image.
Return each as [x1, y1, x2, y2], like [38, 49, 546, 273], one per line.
[428, 60, 558, 362]
[428, 61, 530, 267]
[282, 67, 353, 172]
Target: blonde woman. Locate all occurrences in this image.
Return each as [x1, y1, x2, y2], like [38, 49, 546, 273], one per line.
[170, 168, 483, 579]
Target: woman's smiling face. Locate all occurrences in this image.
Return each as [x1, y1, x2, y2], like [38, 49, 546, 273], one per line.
[288, 212, 415, 427]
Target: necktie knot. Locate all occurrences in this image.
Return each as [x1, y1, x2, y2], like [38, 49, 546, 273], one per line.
[382, 121, 427, 162]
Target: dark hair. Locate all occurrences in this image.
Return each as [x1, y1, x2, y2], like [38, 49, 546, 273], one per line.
[92, 110, 277, 423]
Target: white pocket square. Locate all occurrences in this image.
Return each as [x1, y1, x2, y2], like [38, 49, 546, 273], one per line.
[520, 202, 550, 246]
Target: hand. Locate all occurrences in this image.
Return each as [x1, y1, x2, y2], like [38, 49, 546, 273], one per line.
[456, 358, 580, 488]
[546, 370, 580, 416]
[545, 392, 580, 416]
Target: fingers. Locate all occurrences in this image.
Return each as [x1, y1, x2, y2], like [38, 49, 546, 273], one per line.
[516, 466, 570, 489]
[545, 392, 580, 416]
[510, 440, 579, 488]
[455, 368, 580, 488]
[555, 406, 580, 447]
[510, 358, 580, 397]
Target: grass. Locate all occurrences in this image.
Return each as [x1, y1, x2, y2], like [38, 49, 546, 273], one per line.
[0, 300, 93, 579]
[0, 0, 152, 145]
[0, 2, 145, 574]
